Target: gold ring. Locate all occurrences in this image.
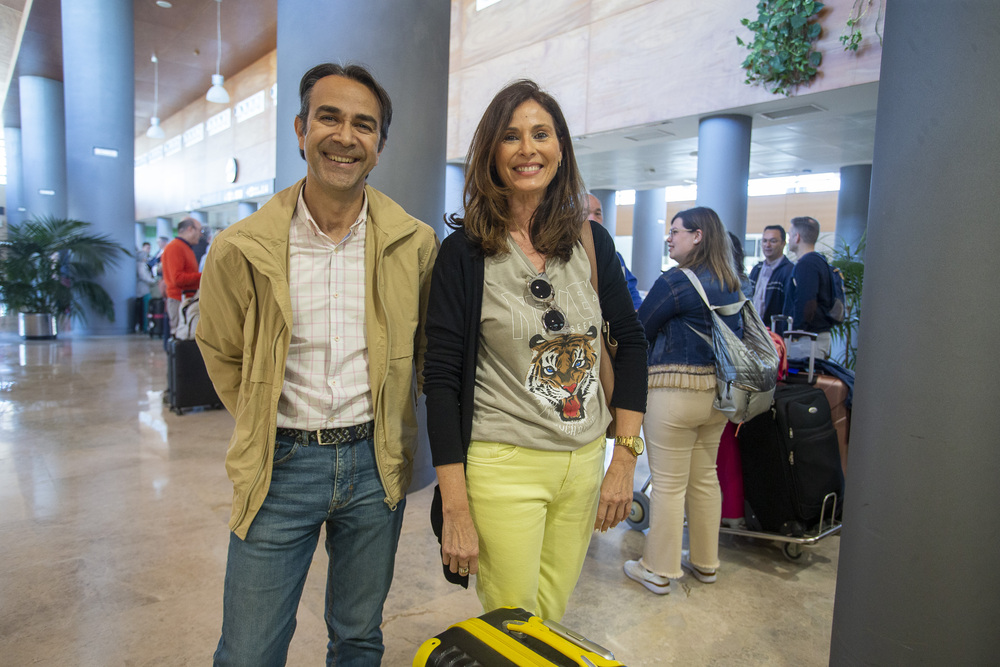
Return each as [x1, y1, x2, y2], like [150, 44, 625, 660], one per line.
[458, 566, 470, 576]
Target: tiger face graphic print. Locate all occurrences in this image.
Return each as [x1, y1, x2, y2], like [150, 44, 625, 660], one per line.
[525, 326, 600, 423]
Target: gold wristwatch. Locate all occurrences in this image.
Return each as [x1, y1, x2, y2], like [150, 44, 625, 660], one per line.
[614, 435, 644, 456]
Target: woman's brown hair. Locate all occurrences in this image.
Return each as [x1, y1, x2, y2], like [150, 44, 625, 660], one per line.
[447, 80, 586, 261]
[673, 206, 741, 292]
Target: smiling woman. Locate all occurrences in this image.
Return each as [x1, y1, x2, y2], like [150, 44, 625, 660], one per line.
[423, 79, 649, 622]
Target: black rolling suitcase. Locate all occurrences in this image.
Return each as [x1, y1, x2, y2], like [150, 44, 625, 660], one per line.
[147, 297, 166, 337]
[167, 338, 222, 415]
[737, 383, 844, 536]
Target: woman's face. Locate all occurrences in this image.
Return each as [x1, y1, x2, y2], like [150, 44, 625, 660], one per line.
[667, 217, 701, 264]
[493, 99, 562, 204]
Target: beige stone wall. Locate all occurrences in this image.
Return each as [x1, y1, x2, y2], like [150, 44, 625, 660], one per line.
[134, 51, 277, 221]
[448, 0, 882, 160]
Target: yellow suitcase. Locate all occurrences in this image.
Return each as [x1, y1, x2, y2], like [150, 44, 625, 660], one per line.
[414, 606, 626, 666]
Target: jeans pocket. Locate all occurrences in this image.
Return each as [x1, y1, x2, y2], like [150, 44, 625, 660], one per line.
[272, 435, 300, 467]
[466, 441, 520, 465]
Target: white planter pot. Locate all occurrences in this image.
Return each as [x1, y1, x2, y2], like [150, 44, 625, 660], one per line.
[18, 313, 59, 339]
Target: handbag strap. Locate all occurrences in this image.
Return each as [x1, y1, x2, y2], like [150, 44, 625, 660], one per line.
[681, 268, 745, 317]
[579, 219, 601, 297]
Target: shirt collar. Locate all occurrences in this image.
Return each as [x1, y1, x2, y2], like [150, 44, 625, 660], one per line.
[295, 187, 368, 246]
[764, 254, 784, 269]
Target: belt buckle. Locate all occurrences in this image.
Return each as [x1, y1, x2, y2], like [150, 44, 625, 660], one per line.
[315, 428, 330, 446]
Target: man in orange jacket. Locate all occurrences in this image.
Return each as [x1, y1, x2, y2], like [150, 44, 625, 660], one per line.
[160, 217, 203, 338]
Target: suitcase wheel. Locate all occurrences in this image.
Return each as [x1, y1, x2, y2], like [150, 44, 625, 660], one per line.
[782, 543, 804, 560]
[627, 490, 650, 532]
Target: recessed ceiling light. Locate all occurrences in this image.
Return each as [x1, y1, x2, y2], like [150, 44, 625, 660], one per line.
[156, 1, 172, 8]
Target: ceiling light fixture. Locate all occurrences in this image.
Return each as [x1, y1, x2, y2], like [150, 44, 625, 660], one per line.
[205, 0, 230, 104]
[146, 54, 166, 139]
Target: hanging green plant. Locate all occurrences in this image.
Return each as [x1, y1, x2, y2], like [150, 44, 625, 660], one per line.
[840, 0, 884, 51]
[736, 0, 825, 97]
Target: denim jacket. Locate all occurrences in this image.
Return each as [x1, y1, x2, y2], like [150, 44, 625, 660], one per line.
[638, 266, 742, 389]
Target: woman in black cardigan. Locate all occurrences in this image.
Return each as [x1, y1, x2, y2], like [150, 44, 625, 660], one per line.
[423, 80, 647, 621]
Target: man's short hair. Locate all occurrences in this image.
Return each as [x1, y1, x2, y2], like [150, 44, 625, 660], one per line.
[790, 216, 820, 245]
[296, 63, 393, 158]
[763, 225, 786, 242]
[177, 218, 199, 234]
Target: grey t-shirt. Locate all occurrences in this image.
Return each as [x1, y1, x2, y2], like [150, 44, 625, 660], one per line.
[471, 237, 611, 451]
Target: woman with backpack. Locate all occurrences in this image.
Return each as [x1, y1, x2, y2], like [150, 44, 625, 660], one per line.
[624, 206, 743, 595]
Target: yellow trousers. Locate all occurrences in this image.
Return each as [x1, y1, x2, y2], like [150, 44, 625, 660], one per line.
[465, 435, 605, 621]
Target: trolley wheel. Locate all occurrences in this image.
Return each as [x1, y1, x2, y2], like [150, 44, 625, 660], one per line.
[782, 543, 804, 561]
[627, 491, 650, 531]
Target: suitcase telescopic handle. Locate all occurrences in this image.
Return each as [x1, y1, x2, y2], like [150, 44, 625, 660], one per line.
[502, 617, 620, 665]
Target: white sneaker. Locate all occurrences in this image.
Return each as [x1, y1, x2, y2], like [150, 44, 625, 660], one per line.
[681, 557, 717, 584]
[624, 560, 671, 595]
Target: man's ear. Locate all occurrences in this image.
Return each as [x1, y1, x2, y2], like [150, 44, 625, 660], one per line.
[294, 116, 306, 149]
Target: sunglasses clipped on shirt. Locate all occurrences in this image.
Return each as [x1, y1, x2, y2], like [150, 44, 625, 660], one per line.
[526, 273, 566, 333]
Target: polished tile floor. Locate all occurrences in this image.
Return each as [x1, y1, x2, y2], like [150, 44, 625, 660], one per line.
[0, 332, 840, 666]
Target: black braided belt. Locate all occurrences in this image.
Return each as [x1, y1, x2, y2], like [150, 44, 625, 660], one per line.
[275, 421, 374, 446]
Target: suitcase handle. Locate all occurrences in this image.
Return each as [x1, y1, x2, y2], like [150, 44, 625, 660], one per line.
[503, 617, 620, 665]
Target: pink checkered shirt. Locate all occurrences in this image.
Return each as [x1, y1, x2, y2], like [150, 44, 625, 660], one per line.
[276, 188, 373, 430]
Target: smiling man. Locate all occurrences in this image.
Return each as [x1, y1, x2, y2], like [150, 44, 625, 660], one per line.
[196, 63, 438, 666]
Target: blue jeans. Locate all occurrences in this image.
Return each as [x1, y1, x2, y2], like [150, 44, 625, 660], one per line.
[214, 430, 405, 667]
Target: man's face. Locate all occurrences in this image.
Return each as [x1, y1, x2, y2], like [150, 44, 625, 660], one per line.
[586, 194, 603, 224]
[760, 229, 785, 261]
[181, 222, 203, 244]
[787, 227, 800, 254]
[295, 75, 382, 201]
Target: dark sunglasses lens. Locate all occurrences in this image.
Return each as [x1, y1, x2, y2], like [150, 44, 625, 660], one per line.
[543, 309, 565, 332]
[529, 278, 553, 300]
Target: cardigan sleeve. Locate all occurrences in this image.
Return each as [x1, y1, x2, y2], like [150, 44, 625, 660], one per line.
[591, 221, 648, 414]
[423, 232, 474, 467]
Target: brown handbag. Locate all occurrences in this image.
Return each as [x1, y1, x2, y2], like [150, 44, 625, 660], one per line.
[579, 220, 618, 437]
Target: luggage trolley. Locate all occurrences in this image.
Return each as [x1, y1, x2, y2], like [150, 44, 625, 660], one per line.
[626, 477, 842, 561]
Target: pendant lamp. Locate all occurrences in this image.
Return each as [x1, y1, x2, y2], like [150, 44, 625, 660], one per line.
[205, 0, 229, 103]
[146, 54, 166, 139]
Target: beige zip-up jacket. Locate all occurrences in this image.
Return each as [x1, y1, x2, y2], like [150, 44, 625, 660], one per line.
[196, 179, 438, 539]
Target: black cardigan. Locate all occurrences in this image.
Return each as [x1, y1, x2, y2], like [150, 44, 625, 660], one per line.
[423, 221, 648, 467]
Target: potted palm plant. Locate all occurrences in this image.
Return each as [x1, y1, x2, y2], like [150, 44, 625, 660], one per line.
[0, 217, 130, 339]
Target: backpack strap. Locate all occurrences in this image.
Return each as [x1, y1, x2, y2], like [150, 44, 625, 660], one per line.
[681, 268, 745, 317]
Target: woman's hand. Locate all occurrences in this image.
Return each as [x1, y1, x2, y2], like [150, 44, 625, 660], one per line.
[435, 463, 479, 576]
[441, 509, 480, 576]
[594, 408, 642, 532]
[594, 449, 637, 532]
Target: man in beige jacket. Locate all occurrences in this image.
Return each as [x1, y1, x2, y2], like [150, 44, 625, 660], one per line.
[196, 63, 437, 666]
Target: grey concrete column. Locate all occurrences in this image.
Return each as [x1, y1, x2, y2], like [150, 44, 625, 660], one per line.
[237, 201, 258, 221]
[631, 188, 666, 292]
[443, 163, 465, 238]
[19, 76, 67, 220]
[188, 210, 207, 225]
[696, 114, 752, 238]
[134, 223, 146, 250]
[4, 127, 25, 226]
[835, 163, 871, 256]
[276, 0, 450, 238]
[592, 189, 617, 237]
[829, 3, 1000, 665]
[156, 216, 173, 240]
[62, 0, 134, 335]
[276, 0, 450, 494]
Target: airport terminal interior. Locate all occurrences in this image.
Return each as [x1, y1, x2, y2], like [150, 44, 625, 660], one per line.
[0, 334, 841, 665]
[3, 0, 998, 664]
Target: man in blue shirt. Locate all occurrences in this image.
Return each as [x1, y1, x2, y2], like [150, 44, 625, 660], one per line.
[748, 225, 794, 331]
[586, 193, 642, 309]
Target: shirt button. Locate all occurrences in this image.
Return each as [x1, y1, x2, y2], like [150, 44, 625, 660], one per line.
[334, 336, 340, 342]
[333, 293, 339, 299]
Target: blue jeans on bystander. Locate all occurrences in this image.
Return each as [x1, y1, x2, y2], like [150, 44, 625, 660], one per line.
[213, 430, 405, 667]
